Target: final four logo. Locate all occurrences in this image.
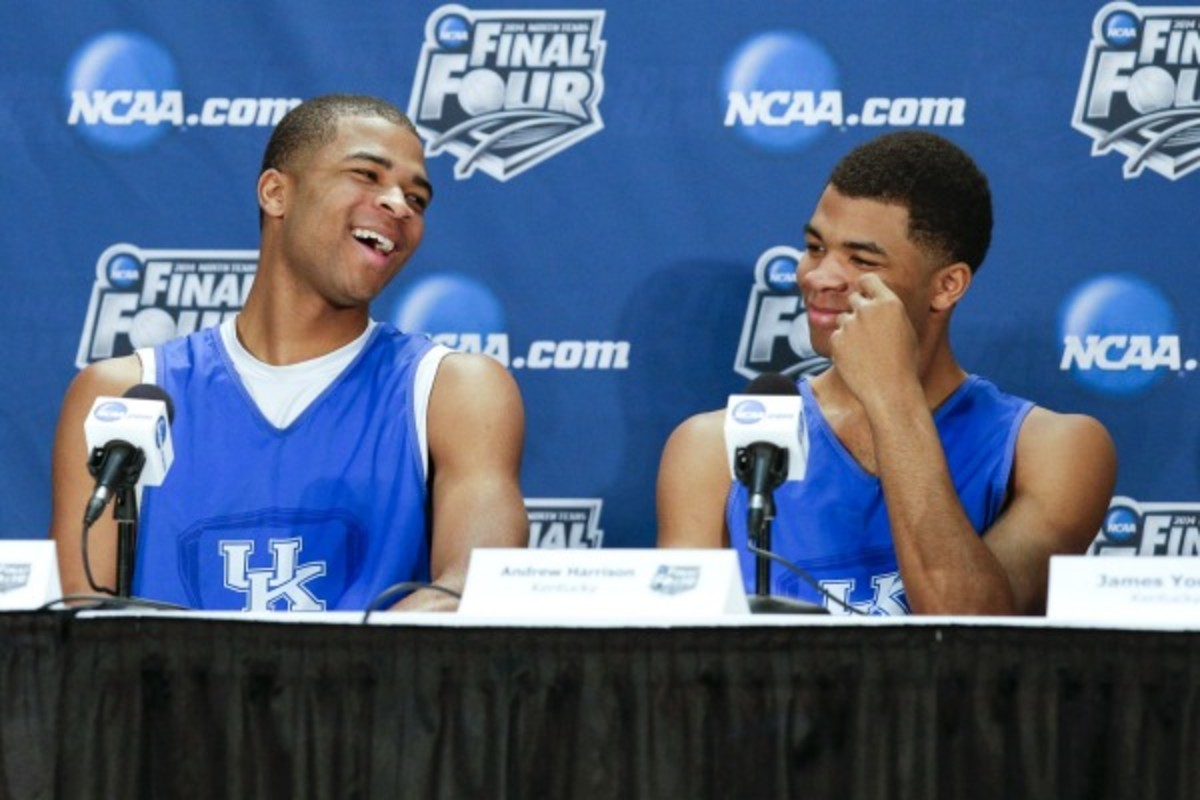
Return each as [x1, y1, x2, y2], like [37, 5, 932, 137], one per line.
[526, 498, 605, 548]
[733, 246, 830, 381]
[76, 244, 256, 367]
[408, 5, 607, 181]
[1073, 2, 1200, 179]
[1090, 497, 1200, 555]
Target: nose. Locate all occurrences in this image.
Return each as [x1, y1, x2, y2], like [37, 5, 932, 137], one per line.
[798, 251, 849, 295]
[376, 185, 414, 219]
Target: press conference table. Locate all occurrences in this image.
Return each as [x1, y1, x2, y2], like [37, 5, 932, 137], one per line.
[3, 611, 1197, 800]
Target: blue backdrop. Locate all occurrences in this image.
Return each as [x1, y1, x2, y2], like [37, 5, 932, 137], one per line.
[5, 1, 1198, 556]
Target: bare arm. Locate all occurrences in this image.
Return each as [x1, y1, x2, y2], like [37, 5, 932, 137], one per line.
[48, 356, 143, 598]
[866, 391, 1115, 614]
[835, 274, 1116, 614]
[393, 352, 527, 610]
[655, 410, 731, 549]
[976, 409, 1116, 613]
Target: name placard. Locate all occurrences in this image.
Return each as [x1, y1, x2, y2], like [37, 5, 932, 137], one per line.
[0, 541, 62, 611]
[458, 548, 750, 618]
[1047, 555, 1200, 624]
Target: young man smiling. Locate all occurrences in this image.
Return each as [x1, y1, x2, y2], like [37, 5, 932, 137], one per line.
[657, 132, 1116, 616]
[51, 95, 528, 611]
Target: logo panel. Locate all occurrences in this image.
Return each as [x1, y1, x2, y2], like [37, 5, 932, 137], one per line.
[76, 244, 257, 367]
[408, 5, 607, 180]
[1072, 3, 1200, 179]
[390, 273, 631, 371]
[526, 498, 605, 548]
[721, 30, 966, 154]
[1090, 497, 1200, 555]
[649, 565, 700, 596]
[1057, 272, 1194, 395]
[0, 564, 32, 594]
[733, 246, 829, 380]
[64, 31, 299, 152]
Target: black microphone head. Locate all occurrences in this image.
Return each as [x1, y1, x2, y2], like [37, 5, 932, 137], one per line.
[744, 372, 798, 397]
[123, 383, 175, 424]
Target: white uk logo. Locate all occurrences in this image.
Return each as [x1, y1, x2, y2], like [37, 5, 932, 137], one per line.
[819, 571, 909, 616]
[221, 538, 326, 611]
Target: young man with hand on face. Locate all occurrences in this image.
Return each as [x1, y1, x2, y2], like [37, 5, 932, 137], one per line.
[657, 132, 1116, 616]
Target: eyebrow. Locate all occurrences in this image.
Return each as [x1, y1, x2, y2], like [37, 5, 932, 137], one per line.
[804, 222, 887, 257]
[345, 151, 434, 201]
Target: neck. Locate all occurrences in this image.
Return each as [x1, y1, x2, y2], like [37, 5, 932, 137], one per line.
[237, 280, 370, 366]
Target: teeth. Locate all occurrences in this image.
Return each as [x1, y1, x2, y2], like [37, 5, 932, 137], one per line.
[352, 228, 395, 254]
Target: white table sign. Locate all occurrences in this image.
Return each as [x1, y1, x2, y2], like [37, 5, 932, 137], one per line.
[458, 548, 750, 618]
[1047, 555, 1200, 624]
[0, 541, 62, 610]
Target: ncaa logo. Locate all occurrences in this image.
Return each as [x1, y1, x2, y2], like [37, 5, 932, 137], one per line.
[733, 245, 830, 381]
[1090, 497, 1200, 555]
[721, 30, 839, 153]
[1103, 504, 1140, 543]
[408, 5, 607, 181]
[731, 399, 767, 424]
[93, 401, 127, 422]
[64, 31, 181, 151]
[107, 253, 141, 289]
[1072, 3, 1200, 179]
[1058, 273, 1193, 395]
[1103, 10, 1139, 46]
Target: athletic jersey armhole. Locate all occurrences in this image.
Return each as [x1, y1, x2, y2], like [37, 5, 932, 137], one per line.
[993, 400, 1036, 517]
[135, 347, 157, 385]
[414, 344, 454, 480]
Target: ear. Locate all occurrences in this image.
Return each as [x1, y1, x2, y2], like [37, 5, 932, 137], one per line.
[929, 262, 972, 312]
[257, 168, 288, 220]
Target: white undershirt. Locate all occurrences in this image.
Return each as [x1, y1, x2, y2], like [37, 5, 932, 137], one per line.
[137, 318, 450, 477]
[217, 317, 378, 429]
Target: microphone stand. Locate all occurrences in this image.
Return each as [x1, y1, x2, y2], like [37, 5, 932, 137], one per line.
[747, 499, 825, 614]
[87, 444, 145, 599]
[113, 485, 139, 598]
[737, 444, 827, 614]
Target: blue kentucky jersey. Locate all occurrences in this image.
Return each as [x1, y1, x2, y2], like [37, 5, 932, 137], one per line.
[136, 324, 437, 610]
[727, 375, 1033, 615]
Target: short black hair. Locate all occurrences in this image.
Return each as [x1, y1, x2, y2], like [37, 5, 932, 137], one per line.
[260, 93, 418, 176]
[829, 132, 993, 273]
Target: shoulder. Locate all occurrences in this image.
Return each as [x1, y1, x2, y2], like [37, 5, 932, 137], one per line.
[657, 409, 730, 547]
[66, 355, 144, 403]
[425, 352, 524, 475]
[56, 355, 145, 443]
[1016, 406, 1115, 468]
[659, 409, 728, 491]
[1011, 406, 1117, 519]
[664, 409, 726, 455]
[427, 353, 524, 446]
[433, 351, 520, 399]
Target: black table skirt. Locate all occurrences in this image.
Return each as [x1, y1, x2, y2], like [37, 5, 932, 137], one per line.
[2, 613, 1197, 799]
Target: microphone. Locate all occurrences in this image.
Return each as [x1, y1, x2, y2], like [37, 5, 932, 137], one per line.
[724, 373, 827, 614]
[724, 373, 807, 540]
[82, 384, 175, 528]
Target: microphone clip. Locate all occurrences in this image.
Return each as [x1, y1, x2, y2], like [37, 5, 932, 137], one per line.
[733, 441, 789, 495]
[86, 442, 147, 490]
